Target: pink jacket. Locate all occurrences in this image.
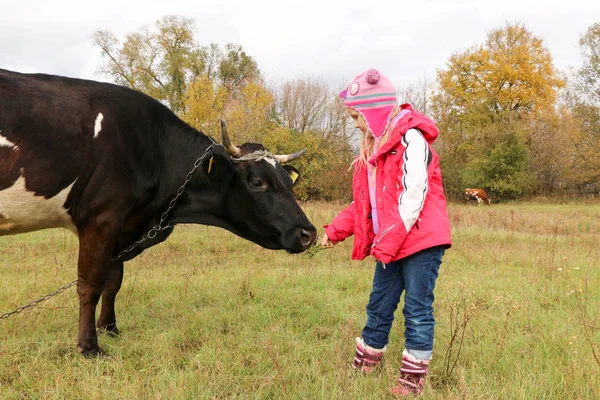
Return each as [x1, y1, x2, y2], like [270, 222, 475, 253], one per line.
[325, 104, 452, 264]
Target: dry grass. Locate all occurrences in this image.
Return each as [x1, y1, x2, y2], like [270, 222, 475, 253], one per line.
[1, 201, 599, 399]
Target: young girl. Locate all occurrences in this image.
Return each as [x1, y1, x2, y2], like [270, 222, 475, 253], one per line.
[321, 69, 452, 396]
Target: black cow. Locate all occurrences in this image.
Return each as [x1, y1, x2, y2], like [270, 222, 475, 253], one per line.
[0, 68, 317, 356]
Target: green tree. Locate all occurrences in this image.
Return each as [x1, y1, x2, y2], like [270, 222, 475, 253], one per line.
[478, 133, 535, 200]
[218, 44, 260, 95]
[93, 15, 200, 115]
[260, 126, 353, 201]
[93, 15, 259, 116]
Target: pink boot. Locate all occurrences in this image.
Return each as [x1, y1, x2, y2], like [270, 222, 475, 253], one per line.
[392, 350, 430, 396]
[351, 337, 386, 373]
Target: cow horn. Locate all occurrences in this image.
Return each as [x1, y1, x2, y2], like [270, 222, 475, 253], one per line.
[220, 120, 241, 158]
[273, 149, 306, 164]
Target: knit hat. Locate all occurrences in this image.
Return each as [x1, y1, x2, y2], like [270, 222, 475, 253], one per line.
[339, 68, 397, 139]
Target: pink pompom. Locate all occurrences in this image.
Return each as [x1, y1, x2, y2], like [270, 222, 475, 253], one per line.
[366, 69, 380, 84]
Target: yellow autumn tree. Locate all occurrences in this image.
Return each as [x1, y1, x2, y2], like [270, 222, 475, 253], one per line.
[433, 22, 566, 199]
[222, 80, 354, 200]
[224, 80, 275, 144]
[436, 22, 564, 124]
[182, 75, 228, 138]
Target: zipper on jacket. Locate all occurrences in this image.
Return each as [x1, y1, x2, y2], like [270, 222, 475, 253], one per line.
[415, 217, 422, 230]
[371, 224, 396, 248]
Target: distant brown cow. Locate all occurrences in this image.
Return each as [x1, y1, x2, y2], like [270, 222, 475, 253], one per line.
[463, 188, 491, 205]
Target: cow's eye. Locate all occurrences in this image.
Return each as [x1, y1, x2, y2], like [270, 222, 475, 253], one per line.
[251, 178, 265, 189]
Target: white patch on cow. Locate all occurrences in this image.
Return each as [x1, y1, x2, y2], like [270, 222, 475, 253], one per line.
[0, 175, 77, 235]
[263, 157, 276, 167]
[0, 131, 19, 150]
[94, 113, 104, 138]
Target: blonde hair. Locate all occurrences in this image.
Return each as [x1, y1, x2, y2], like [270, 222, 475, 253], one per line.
[352, 106, 399, 168]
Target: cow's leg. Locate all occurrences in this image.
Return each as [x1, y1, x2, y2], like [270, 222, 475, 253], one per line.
[76, 217, 119, 357]
[97, 260, 124, 336]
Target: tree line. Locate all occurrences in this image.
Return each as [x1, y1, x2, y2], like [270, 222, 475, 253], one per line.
[432, 22, 600, 201]
[94, 16, 600, 202]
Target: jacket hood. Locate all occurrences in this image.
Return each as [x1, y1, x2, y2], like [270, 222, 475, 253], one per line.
[370, 103, 439, 164]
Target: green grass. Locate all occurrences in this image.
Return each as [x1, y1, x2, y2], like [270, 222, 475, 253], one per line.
[1, 202, 599, 399]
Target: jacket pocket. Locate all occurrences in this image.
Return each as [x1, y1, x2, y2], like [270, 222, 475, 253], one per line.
[371, 224, 396, 248]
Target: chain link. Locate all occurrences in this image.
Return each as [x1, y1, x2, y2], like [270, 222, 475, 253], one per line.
[0, 280, 78, 320]
[110, 142, 217, 262]
[1, 141, 219, 321]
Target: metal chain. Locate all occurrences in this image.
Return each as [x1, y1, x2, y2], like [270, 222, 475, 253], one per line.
[110, 142, 217, 262]
[0, 141, 219, 321]
[0, 280, 77, 320]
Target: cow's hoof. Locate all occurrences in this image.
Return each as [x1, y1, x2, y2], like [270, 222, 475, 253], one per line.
[98, 324, 120, 337]
[77, 344, 106, 358]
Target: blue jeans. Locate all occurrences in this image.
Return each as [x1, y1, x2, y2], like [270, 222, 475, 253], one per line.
[362, 246, 444, 359]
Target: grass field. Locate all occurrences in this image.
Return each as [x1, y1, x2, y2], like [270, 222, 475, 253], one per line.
[1, 202, 599, 399]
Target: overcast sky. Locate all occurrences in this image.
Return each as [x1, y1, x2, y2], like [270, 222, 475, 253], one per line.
[1, 0, 599, 91]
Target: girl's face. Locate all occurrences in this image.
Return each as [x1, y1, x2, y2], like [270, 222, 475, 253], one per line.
[347, 108, 368, 135]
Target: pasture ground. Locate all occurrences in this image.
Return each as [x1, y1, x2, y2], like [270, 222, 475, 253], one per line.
[1, 202, 599, 399]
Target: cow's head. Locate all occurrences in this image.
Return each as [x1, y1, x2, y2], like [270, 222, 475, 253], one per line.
[174, 122, 317, 253]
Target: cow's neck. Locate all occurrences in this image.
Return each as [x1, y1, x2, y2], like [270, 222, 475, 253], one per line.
[159, 124, 227, 227]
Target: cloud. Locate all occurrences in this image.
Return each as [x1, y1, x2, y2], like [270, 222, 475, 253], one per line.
[1, 0, 598, 91]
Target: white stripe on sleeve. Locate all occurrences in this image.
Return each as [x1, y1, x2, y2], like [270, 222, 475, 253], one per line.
[398, 129, 429, 232]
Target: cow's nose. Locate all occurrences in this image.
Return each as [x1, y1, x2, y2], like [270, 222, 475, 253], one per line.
[299, 228, 317, 248]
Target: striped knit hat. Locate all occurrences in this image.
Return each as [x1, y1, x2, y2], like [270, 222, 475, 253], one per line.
[339, 68, 397, 139]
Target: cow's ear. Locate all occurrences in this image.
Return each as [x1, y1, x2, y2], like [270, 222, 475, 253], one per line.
[203, 153, 233, 182]
[282, 165, 300, 185]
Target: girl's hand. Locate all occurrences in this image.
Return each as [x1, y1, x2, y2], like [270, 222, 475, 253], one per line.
[321, 232, 336, 248]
